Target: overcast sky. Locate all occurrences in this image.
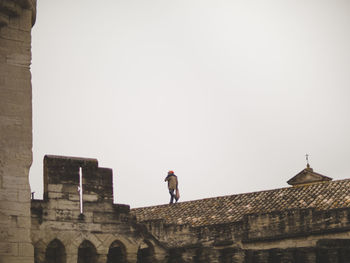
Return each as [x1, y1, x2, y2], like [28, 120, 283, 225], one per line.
[29, 0, 350, 208]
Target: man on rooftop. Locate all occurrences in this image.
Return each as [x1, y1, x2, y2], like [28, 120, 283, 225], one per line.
[164, 171, 179, 204]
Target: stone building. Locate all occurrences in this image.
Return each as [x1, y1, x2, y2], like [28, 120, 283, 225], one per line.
[30, 154, 350, 263]
[132, 164, 350, 263]
[0, 1, 36, 262]
[31, 155, 167, 263]
[2, 1, 350, 262]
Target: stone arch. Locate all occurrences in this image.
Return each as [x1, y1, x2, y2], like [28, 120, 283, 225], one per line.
[106, 240, 127, 263]
[166, 248, 184, 263]
[78, 240, 98, 263]
[194, 246, 211, 263]
[137, 240, 155, 263]
[316, 239, 350, 263]
[45, 238, 67, 263]
[34, 240, 46, 263]
[72, 233, 102, 252]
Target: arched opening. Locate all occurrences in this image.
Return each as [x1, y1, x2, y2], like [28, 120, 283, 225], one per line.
[78, 240, 97, 263]
[316, 239, 350, 263]
[107, 240, 127, 263]
[268, 249, 283, 263]
[166, 248, 183, 263]
[219, 248, 234, 263]
[137, 240, 154, 263]
[34, 240, 46, 263]
[193, 247, 210, 263]
[45, 239, 66, 263]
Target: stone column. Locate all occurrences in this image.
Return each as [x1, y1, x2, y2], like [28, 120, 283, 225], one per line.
[0, 1, 36, 262]
[66, 253, 78, 263]
[244, 250, 269, 263]
[153, 246, 168, 263]
[208, 249, 221, 263]
[232, 249, 245, 263]
[126, 251, 138, 263]
[97, 253, 107, 263]
[304, 248, 316, 263]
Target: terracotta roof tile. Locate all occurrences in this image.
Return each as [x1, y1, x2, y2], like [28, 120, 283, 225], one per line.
[131, 179, 350, 227]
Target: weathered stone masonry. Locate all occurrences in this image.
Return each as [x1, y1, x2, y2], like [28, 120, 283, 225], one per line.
[31, 155, 167, 263]
[31, 155, 350, 263]
[2, 1, 350, 262]
[132, 167, 350, 263]
[0, 1, 36, 262]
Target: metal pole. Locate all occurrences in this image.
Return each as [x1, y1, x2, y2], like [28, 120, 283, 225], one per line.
[79, 167, 83, 214]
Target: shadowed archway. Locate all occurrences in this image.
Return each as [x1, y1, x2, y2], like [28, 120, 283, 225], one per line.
[78, 240, 97, 263]
[137, 240, 154, 263]
[34, 240, 45, 263]
[45, 239, 66, 263]
[106, 240, 127, 263]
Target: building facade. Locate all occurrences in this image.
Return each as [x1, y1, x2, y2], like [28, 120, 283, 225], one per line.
[2, 2, 350, 262]
[31, 155, 167, 263]
[31, 155, 350, 263]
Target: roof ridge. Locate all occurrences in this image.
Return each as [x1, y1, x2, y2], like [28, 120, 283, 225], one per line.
[132, 178, 350, 211]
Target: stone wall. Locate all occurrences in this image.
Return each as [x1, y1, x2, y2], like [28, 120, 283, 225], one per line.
[28, 155, 350, 263]
[243, 208, 350, 243]
[1, 1, 349, 261]
[138, 208, 350, 263]
[31, 155, 167, 263]
[0, 1, 36, 262]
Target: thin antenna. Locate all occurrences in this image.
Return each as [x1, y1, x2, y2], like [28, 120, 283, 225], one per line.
[78, 167, 83, 214]
[305, 154, 310, 168]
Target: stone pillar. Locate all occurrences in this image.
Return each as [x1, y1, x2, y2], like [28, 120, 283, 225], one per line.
[244, 250, 269, 263]
[33, 241, 46, 263]
[207, 249, 220, 263]
[126, 251, 138, 263]
[0, 1, 36, 262]
[97, 253, 107, 263]
[66, 253, 78, 263]
[154, 249, 168, 263]
[232, 249, 245, 263]
[280, 249, 294, 263]
[304, 248, 316, 263]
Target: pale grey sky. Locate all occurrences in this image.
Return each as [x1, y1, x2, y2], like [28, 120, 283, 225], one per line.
[30, 0, 350, 208]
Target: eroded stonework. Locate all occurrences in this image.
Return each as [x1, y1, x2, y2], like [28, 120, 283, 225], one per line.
[132, 167, 350, 263]
[31, 155, 167, 263]
[2, 2, 350, 262]
[31, 155, 350, 263]
[0, 1, 36, 262]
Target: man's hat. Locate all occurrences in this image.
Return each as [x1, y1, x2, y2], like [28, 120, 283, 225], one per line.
[168, 170, 174, 175]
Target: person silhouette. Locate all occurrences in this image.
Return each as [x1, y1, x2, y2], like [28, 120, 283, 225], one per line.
[164, 171, 179, 204]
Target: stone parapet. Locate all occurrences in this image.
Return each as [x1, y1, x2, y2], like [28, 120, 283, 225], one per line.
[43, 155, 115, 203]
[32, 155, 167, 263]
[242, 207, 350, 243]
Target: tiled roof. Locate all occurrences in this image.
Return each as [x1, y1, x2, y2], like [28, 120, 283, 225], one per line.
[131, 179, 350, 227]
